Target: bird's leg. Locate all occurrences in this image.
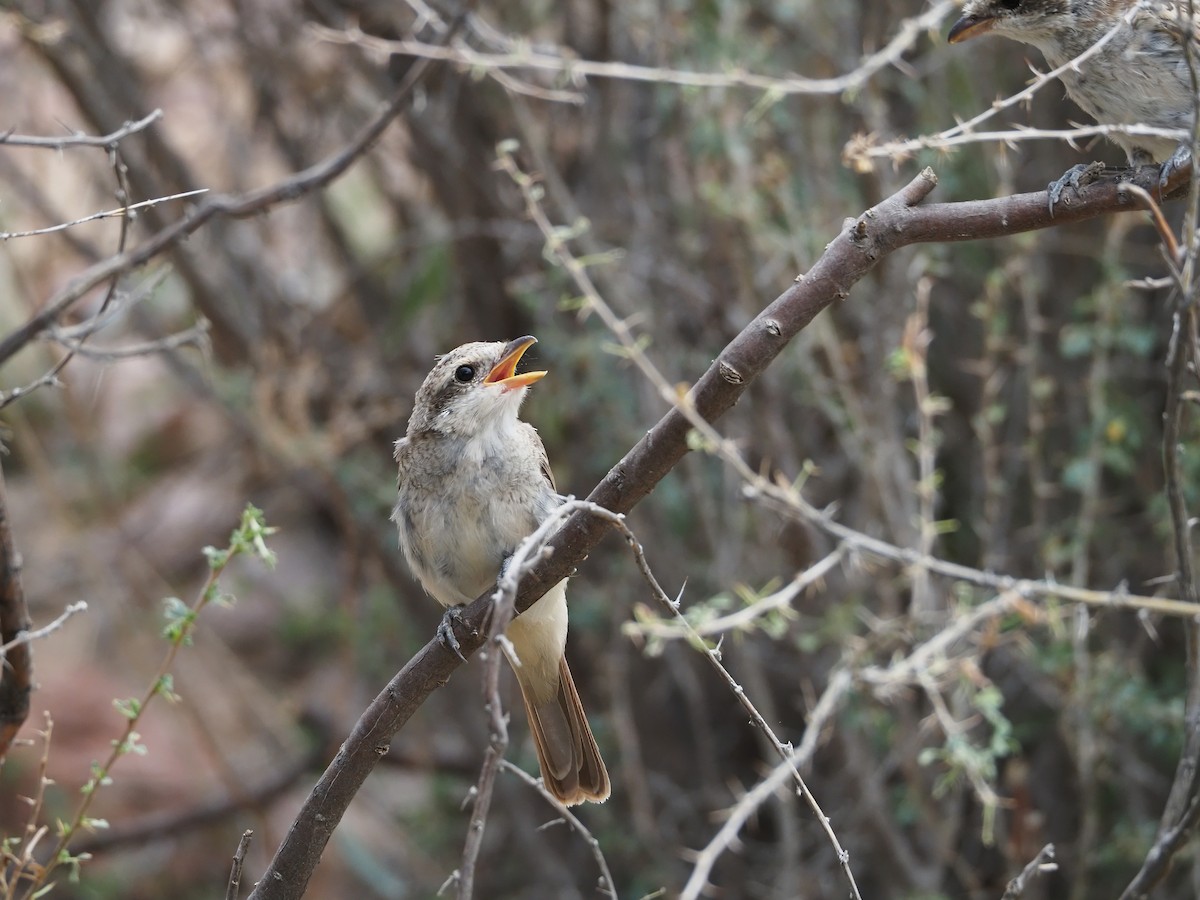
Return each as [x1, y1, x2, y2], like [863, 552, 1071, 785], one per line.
[1047, 161, 1106, 216]
[437, 605, 471, 662]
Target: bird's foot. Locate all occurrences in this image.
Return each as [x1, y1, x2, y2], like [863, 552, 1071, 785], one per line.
[1047, 161, 1106, 216]
[437, 604, 472, 662]
[1158, 145, 1193, 195]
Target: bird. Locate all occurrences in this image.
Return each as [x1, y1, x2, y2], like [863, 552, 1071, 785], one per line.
[948, 0, 1196, 207]
[392, 335, 610, 806]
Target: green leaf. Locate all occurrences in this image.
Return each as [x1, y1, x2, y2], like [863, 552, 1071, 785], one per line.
[161, 596, 195, 643]
[113, 697, 141, 720]
[154, 674, 180, 702]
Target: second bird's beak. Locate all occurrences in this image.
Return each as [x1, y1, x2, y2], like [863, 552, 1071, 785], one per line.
[484, 335, 547, 392]
[947, 15, 994, 43]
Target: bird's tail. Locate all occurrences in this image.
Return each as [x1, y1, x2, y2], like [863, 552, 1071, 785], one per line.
[518, 656, 610, 806]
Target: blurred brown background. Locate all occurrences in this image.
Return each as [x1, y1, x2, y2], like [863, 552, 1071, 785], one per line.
[0, 1, 1193, 898]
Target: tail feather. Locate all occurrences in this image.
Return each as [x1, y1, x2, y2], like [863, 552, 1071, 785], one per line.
[519, 657, 610, 805]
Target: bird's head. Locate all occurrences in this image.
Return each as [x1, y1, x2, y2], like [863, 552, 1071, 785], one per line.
[949, 0, 1078, 45]
[406, 335, 547, 437]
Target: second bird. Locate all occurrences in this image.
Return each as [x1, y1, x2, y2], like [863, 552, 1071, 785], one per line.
[392, 335, 610, 806]
[949, 0, 1195, 185]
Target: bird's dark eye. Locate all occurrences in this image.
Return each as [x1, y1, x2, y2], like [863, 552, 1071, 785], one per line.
[454, 364, 476, 383]
[999, 0, 1021, 8]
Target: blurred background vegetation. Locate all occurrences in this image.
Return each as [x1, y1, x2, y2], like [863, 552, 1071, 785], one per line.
[0, 1, 1195, 898]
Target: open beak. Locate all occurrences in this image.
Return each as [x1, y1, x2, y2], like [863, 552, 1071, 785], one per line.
[484, 335, 547, 392]
[948, 15, 995, 43]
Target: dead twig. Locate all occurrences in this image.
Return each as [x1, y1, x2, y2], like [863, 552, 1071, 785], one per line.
[226, 830, 254, 900]
[499, 760, 616, 898]
[1001, 844, 1057, 899]
[0, 109, 162, 149]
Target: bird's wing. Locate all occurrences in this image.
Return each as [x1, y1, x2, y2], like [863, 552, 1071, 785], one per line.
[539, 444, 558, 494]
[525, 422, 557, 494]
[393, 436, 408, 463]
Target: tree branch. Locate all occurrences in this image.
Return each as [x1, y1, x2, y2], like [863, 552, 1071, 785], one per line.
[0, 109, 162, 149]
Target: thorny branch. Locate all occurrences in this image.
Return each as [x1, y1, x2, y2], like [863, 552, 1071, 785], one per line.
[595, 503, 863, 900]
[226, 831, 254, 900]
[1001, 844, 1057, 899]
[0, 109, 162, 149]
[497, 761, 616, 899]
[0, 141, 136, 410]
[322, 1, 957, 101]
[0, 601, 88, 662]
[0, 188, 208, 241]
[623, 546, 846, 640]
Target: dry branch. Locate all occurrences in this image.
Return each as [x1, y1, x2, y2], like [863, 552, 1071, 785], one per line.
[1001, 844, 1057, 899]
[317, 0, 956, 100]
[227, 830, 254, 900]
[0, 110, 162, 149]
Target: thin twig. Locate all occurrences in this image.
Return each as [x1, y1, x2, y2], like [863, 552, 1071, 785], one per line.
[907, 275, 940, 616]
[45, 319, 209, 361]
[0, 189, 209, 240]
[680, 667, 855, 899]
[754, 487, 1200, 619]
[0, 602, 88, 662]
[453, 502, 573, 898]
[0, 109, 162, 149]
[622, 547, 845, 640]
[226, 830, 254, 900]
[1123, 185, 1182, 260]
[1001, 844, 1057, 899]
[565, 501, 862, 900]
[0, 713, 54, 896]
[849, 122, 1190, 165]
[498, 761, 616, 899]
[316, 1, 956, 100]
[857, 593, 1028, 691]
